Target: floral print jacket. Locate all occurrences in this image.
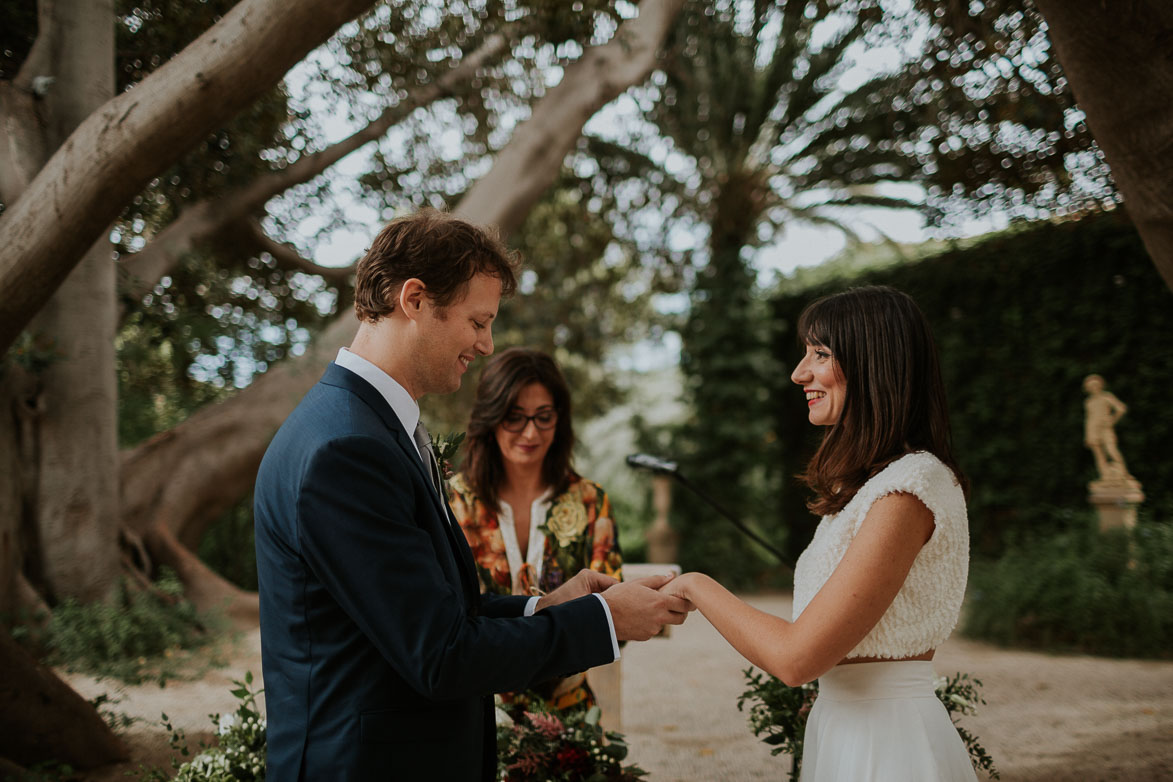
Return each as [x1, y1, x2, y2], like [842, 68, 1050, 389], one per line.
[446, 473, 623, 597]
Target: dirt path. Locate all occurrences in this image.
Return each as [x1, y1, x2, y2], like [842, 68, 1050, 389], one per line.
[66, 593, 1173, 781]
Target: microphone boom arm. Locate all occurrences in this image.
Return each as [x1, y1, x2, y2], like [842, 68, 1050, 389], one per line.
[627, 453, 793, 572]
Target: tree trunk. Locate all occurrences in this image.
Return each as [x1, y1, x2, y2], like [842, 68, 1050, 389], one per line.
[0, 626, 127, 770]
[0, 0, 380, 354]
[1032, 0, 1173, 291]
[117, 0, 686, 552]
[20, 0, 121, 603]
[31, 240, 121, 602]
[0, 367, 38, 619]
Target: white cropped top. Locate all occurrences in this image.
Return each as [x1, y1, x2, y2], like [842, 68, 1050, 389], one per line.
[791, 451, 969, 659]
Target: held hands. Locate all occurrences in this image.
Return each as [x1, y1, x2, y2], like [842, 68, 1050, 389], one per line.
[600, 574, 694, 642]
[534, 569, 618, 612]
[535, 569, 696, 641]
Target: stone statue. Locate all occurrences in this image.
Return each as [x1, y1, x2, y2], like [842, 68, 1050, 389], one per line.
[1083, 374, 1143, 530]
[1083, 374, 1132, 481]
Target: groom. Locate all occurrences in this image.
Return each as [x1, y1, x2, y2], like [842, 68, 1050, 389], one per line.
[254, 209, 690, 781]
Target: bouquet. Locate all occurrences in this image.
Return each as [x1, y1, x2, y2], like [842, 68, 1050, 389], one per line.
[496, 701, 647, 781]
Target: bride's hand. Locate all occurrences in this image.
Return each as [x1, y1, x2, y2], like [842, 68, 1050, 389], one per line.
[656, 572, 698, 611]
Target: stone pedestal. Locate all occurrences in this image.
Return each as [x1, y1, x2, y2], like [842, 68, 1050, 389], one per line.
[646, 475, 679, 564]
[1088, 478, 1145, 532]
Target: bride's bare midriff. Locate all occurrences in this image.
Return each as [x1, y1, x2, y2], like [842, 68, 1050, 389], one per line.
[837, 649, 935, 666]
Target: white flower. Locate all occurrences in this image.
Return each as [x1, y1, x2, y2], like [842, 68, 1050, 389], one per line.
[218, 712, 237, 735]
[547, 499, 589, 547]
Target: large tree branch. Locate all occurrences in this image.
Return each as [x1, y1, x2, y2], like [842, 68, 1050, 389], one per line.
[456, 0, 686, 235]
[115, 32, 507, 311]
[1033, 0, 1173, 291]
[118, 0, 686, 548]
[0, 0, 380, 354]
[239, 218, 355, 287]
[120, 314, 358, 547]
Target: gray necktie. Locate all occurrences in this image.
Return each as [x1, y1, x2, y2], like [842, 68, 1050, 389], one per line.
[413, 421, 443, 496]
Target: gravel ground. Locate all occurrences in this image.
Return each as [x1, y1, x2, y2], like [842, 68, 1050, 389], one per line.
[68, 592, 1173, 781]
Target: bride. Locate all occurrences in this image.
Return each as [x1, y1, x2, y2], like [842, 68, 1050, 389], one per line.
[661, 285, 978, 781]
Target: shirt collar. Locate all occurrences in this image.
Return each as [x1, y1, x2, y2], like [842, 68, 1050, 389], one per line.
[334, 347, 419, 436]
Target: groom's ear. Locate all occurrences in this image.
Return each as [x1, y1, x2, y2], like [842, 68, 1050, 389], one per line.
[399, 278, 428, 321]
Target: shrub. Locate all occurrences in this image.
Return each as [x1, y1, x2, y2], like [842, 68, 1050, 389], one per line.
[41, 568, 220, 684]
[963, 516, 1173, 658]
[137, 672, 266, 782]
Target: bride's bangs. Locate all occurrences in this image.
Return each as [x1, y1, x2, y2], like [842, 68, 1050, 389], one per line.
[796, 303, 834, 351]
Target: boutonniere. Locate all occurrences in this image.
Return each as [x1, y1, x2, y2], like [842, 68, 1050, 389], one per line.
[433, 431, 465, 480]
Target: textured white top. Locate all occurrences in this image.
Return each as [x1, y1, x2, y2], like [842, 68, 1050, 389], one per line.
[792, 451, 969, 659]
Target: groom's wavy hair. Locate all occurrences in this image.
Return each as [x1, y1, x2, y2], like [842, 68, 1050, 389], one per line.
[353, 208, 518, 322]
[796, 285, 966, 516]
[462, 348, 579, 514]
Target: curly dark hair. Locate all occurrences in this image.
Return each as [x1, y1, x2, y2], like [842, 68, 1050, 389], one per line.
[796, 285, 967, 516]
[353, 208, 519, 322]
[462, 348, 578, 513]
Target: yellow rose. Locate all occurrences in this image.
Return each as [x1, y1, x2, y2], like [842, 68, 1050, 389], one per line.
[547, 498, 589, 548]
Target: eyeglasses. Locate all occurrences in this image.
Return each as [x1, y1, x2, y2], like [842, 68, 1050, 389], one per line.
[500, 408, 558, 433]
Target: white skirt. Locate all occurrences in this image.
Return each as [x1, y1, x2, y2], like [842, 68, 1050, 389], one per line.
[800, 661, 978, 782]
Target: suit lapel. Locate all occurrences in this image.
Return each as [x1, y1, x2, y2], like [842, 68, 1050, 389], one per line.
[319, 363, 479, 607]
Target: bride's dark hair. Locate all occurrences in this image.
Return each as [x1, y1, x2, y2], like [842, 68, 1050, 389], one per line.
[796, 285, 966, 516]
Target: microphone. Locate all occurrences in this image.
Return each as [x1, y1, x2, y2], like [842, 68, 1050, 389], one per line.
[625, 453, 679, 475]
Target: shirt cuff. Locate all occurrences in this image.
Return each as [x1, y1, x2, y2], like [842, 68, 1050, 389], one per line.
[592, 593, 621, 661]
[524, 595, 620, 662]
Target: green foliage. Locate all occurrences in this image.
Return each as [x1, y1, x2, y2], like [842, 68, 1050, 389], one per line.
[673, 219, 783, 584]
[89, 691, 143, 733]
[137, 671, 266, 782]
[738, 668, 999, 780]
[964, 516, 1173, 658]
[38, 569, 221, 685]
[496, 703, 647, 781]
[771, 211, 1173, 563]
[936, 673, 1000, 780]
[2, 761, 77, 782]
[737, 669, 817, 780]
[3, 331, 64, 374]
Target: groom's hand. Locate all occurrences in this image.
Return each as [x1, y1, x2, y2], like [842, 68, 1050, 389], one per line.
[534, 569, 618, 612]
[601, 575, 693, 642]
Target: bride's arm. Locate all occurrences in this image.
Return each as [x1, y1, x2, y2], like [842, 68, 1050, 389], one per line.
[661, 491, 935, 686]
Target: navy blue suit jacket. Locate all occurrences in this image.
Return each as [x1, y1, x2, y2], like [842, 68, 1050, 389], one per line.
[255, 363, 614, 780]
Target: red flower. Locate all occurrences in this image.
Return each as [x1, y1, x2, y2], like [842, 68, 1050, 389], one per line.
[556, 745, 589, 771]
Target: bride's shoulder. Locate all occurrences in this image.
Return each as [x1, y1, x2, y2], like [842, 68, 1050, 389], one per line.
[873, 451, 954, 487]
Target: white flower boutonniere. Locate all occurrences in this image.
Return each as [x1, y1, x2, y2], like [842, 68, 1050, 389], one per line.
[546, 497, 589, 548]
